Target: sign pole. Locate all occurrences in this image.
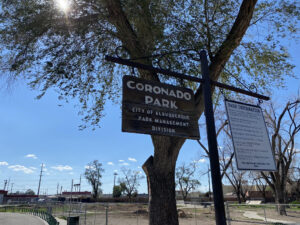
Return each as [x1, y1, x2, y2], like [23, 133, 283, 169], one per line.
[200, 50, 227, 225]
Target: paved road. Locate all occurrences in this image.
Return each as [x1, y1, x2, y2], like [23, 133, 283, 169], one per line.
[0, 212, 47, 225]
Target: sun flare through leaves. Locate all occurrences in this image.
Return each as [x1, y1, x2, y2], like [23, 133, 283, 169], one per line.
[54, 0, 71, 13]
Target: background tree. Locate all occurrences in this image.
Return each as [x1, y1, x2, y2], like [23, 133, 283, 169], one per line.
[1, 0, 298, 224]
[261, 97, 300, 215]
[252, 173, 270, 203]
[118, 168, 144, 199]
[25, 189, 36, 195]
[112, 185, 122, 198]
[175, 162, 200, 201]
[224, 160, 251, 203]
[84, 160, 104, 199]
[197, 104, 235, 180]
[288, 166, 300, 201]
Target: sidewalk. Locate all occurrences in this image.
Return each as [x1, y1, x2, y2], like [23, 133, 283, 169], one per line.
[243, 211, 298, 224]
[55, 217, 67, 225]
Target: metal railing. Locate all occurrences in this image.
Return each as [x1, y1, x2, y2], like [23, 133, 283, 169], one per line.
[0, 206, 59, 225]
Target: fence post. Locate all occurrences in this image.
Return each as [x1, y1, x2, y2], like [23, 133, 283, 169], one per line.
[194, 204, 197, 225]
[225, 202, 231, 225]
[136, 205, 139, 225]
[105, 205, 108, 225]
[263, 206, 267, 224]
[84, 203, 87, 225]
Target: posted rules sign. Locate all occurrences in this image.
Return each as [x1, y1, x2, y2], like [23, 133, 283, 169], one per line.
[225, 100, 276, 171]
[122, 76, 200, 139]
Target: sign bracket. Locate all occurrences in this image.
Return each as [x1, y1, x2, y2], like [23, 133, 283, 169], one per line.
[105, 55, 269, 101]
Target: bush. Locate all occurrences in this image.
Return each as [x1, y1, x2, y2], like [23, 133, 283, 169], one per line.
[289, 200, 300, 208]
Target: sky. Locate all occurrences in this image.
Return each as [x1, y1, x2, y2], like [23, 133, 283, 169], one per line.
[0, 79, 207, 195]
[0, 27, 299, 196]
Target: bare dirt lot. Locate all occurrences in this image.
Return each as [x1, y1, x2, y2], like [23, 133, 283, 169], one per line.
[51, 203, 300, 225]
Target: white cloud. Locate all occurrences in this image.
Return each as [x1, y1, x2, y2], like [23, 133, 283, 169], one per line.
[25, 154, 37, 159]
[193, 159, 206, 163]
[29, 167, 37, 170]
[8, 165, 34, 174]
[0, 161, 9, 166]
[118, 160, 124, 162]
[128, 157, 137, 162]
[107, 162, 114, 166]
[120, 162, 130, 166]
[84, 165, 96, 170]
[114, 170, 118, 173]
[51, 165, 73, 171]
[69, 172, 74, 175]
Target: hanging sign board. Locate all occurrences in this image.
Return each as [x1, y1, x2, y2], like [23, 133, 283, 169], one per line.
[225, 100, 276, 171]
[122, 75, 200, 139]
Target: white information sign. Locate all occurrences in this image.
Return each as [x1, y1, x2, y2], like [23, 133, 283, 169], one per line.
[225, 100, 276, 171]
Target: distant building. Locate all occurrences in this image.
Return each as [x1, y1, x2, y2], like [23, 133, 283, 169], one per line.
[61, 191, 92, 200]
[4, 194, 38, 204]
[0, 190, 8, 204]
[245, 190, 273, 202]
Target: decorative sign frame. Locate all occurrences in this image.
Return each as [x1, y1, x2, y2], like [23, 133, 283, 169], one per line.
[225, 100, 276, 171]
[122, 75, 200, 139]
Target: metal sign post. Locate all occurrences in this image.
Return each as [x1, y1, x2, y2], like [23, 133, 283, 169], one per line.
[105, 49, 270, 225]
[200, 50, 226, 224]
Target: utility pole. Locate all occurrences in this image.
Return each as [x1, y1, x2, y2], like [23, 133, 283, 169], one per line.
[3, 180, 7, 190]
[79, 175, 81, 193]
[60, 186, 63, 195]
[69, 179, 73, 217]
[57, 183, 59, 195]
[113, 172, 118, 187]
[208, 165, 211, 200]
[10, 183, 14, 194]
[37, 163, 44, 196]
[71, 179, 73, 201]
[6, 178, 10, 191]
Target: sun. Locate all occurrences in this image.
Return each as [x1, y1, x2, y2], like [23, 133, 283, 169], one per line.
[55, 0, 71, 13]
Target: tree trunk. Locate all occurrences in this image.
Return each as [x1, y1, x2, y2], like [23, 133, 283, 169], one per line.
[262, 191, 267, 203]
[275, 185, 287, 216]
[143, 156, 179, 225]
[236, 191, 242, 204]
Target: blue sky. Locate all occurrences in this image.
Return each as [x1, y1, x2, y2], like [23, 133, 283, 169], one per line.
[0, 40, 299, 196]
[0, 80, 205, 195]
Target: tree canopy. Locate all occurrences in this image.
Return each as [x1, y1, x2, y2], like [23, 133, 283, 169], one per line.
[0, 0, 298, 128]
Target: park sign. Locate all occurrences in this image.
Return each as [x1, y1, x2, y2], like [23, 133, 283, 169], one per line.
[122, 75, 200, 139]
[225, 100, 276, 171]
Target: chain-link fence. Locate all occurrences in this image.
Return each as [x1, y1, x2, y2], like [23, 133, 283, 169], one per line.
[50, 202, 300, 225]
[226, 203, 300, 225]
[2, 202, 299, 225]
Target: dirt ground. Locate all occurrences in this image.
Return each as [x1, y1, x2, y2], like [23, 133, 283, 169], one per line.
[52, 203, 300, 225]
